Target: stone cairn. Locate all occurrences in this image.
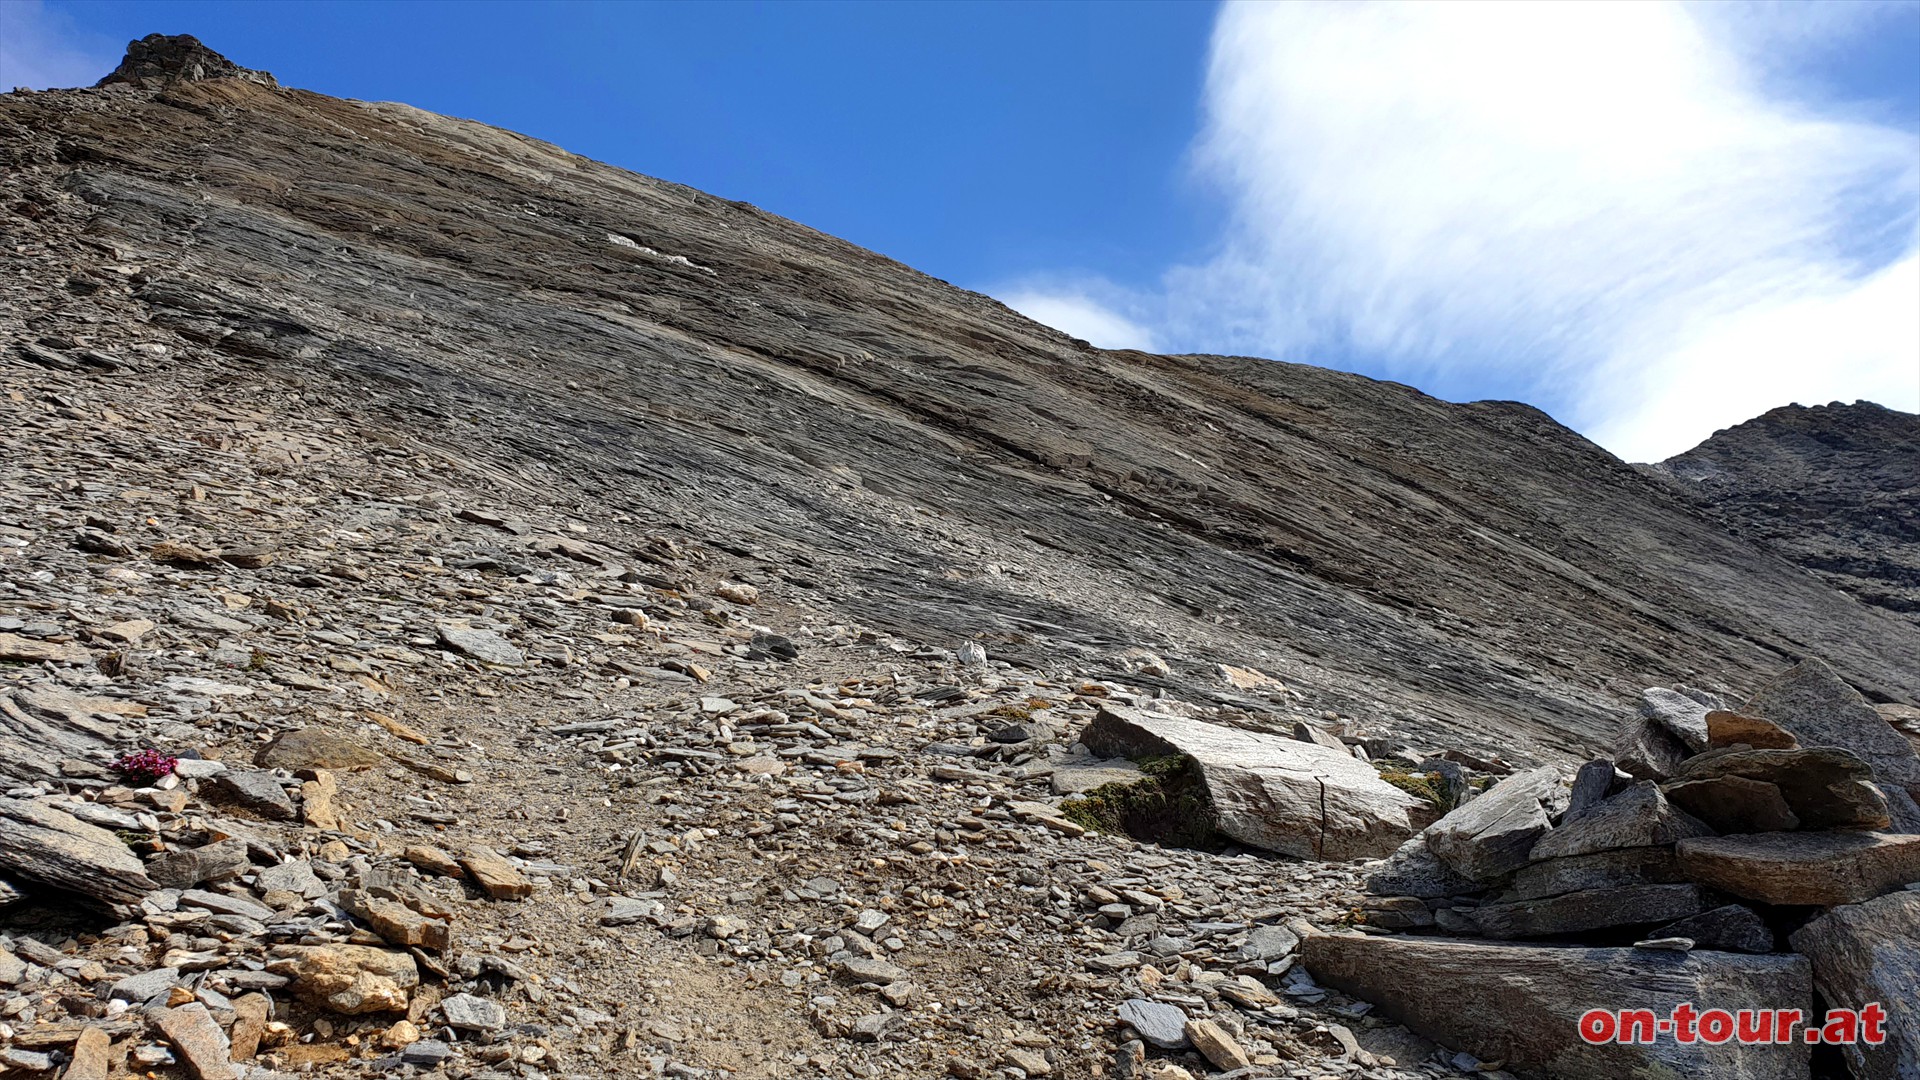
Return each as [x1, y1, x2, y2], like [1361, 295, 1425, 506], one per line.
[1308, 658, 1920, 1080]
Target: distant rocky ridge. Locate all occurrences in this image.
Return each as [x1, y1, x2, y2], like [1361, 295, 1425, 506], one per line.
[1653, 401, 1920, 628]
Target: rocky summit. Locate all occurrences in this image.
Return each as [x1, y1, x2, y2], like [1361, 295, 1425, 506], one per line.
[1, 34, 1916, 1080]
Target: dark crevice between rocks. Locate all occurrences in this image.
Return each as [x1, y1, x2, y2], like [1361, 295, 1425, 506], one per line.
[1058, 755, 1223, 852]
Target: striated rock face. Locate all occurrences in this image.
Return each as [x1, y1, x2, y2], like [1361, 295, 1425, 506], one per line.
[1654, 401, 1920, 627]
[3, 40, 1918, 767]
[94, 33, 278, 90]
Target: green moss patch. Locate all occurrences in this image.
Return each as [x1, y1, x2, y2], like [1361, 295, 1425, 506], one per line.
[1059, 754, 1220, 850]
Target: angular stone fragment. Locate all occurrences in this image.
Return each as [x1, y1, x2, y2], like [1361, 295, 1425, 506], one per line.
[401, 844, 464, 878]
[298, 769, 344, 831]
[155, 1002, 238, 1080]
[457, 846, 532, 899]
[229, 992, 271, 1061]
[435, 622, 524, 666]
[111, 966, 181, 1002]
[1787, 890, 1920, 1080]
[1613, 715, 1689, 782]
[340, 889, 450, 951]
[0, 797, 158, 910]
[1424, 766, 1565, 882]
[208, 770, 297, 820]
[1503, 846, 1688, 902]
[1640, 688, 1713, 753]
[0, 633, 89, 664]
[1291, 721, 1350, 754]
[1184, 1019, 1252, 1071]
[179, 888, 275, 922]
[1745, 659, 1920, 814]
[1664, 775, 1799, 834]
[254, 859, 325, 898]
[1670, 747, 1889, 830]
[253, 728, 384, 770]
[64, 1025, 112, 1080]
[1116, 998, 1189, 1050]
[1528, 782, 1711, 861]
[267, 944, 418, 1015]
[1080, 706, 1421, 860]
[441, 992, 507, 1031]
[1653, 905, 1774, 954]
[1706, 711, 1798, 750]
[146, 839, 253, 889]
[1473, 883, 1708, 939]
[1677, 831, 1920, 906]
[1564, 759, 1618, 821]
[1364, 835, 1480, 899]
[1302, 934, 1811, 1079]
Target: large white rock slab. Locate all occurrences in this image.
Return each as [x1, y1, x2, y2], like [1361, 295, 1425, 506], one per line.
[1079, 706, 1421, 860]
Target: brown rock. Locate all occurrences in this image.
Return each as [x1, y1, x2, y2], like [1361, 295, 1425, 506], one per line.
[402, 844, 464, 878]
[148, 541, 219, 567]
[1183, 1018, 1253, 1071]
[1677, 831, 1920, 906]
[457, 846, 532, 899]
[154, 1002, 237, 1080]
[1787, 890, 1920, 1080]
[267, 944, 418, 1015]
[340, 889, 451, 951]
[1706, 711, 1798, 750]
[1302, 934, 1811, 1079]
[0, 632, 89, 664]
[1664, 775, 1799, 834]
[228, 992, 271, 1061]
[298, 769, 344, 831]
[63, 1025, 112, 1080]
[253, 728, 384, 771]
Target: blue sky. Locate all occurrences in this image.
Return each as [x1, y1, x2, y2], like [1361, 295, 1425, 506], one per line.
[5, 0, 1917, 460]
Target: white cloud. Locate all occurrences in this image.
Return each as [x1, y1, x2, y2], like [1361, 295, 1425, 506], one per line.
[1000, 289, 1160, 352]
[0, 1, 118, 91]
[1000, 1, 1920, 460]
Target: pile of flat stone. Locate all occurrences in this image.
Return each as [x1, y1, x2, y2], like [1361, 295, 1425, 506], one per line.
[1306, 659, 1920, 1079]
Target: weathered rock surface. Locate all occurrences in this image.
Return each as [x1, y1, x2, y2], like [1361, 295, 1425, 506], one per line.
[1743, 659, 1920, 827]
[1078, 706, 1420, 859]
[0, 797, 157, 909]
[1654, 904, 1775, 954]
[1527, 781, 1712, 861]
[1364, 836, 1479, 899]
[1302, 934, 1812, 1079]
[1639, 688, 1713, 753]
[1669, 746, 1891, 830]
[1664, 775, 1799, 834]
[1677, 831, 1920, 906]
[1473, 883, 1709, 940]
[1502, 846, 1688, 902]
[1424, 766, 1565, 882]
[1787, 890, 1920, 1080]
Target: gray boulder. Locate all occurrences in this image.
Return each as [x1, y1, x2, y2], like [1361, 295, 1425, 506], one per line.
[1528, 782, 1712, 861]
[1474, 883, 1709, 940]
[1677, 831, 1920, 906]
[1787, 890, 1920, 1080]
[1745, 659, 1920, 831]
[1424, 766, 1566, 883]
[1653, 905, 1774, 954]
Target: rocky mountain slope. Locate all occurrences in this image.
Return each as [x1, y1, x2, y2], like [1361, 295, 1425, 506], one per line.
[1653, 401, 1920, 628]
[2, 35, 1918, 1080]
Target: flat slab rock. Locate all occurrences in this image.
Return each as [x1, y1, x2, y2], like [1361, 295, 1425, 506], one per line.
[1079, 706, 1421, 860]
[1473, 883, 1709, 940]
[1787, 890, 1920, 1080]
[1669, 746, 1889, 830]
[0, 798, 158, 909]
[1302, 934, 1811, 1079]
[1745, 659, 1920, 830]
[1677, 831, 1920, 907]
